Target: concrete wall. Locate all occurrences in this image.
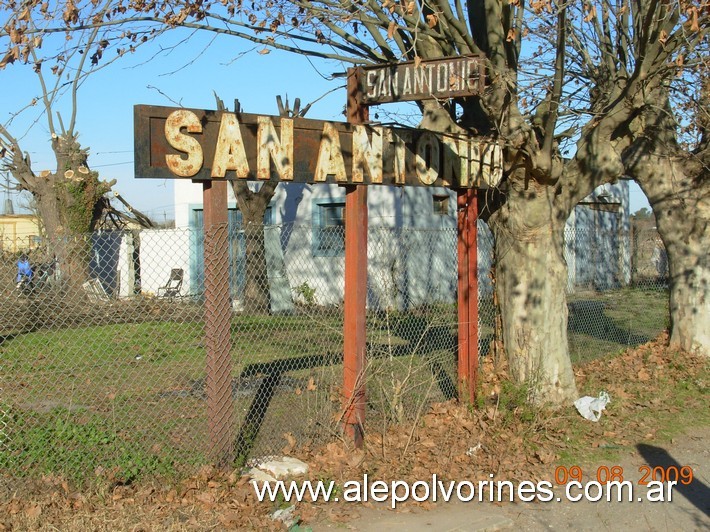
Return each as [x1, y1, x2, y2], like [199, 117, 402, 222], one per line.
[171, 178, 632, 306]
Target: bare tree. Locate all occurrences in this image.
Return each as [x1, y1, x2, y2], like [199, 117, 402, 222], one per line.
[563, 2, 709, 355]
[0, 0, 156, 285]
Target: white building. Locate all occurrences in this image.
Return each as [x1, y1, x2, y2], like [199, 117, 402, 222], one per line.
[83, 164, 629, 308]
[164, 178, 630, 309]
[172, 180, 460, 309]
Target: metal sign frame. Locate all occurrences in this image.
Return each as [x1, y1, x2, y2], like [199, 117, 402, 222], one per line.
[133, 54, 487, 460]
[133, 104, 501, 189]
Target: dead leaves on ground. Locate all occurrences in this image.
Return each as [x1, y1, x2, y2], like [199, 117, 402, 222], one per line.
[2, 333, 706, 529]
[2, 467, 279, 530]
[298, 333, 707, 499]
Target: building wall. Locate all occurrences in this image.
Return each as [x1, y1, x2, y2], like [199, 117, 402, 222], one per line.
[138, 229, 193, 297]
[570, 181, 631, 291]
[174, 180, 466, 306]
[171, 179, 632, 306]
[24, 180, 631, 304]
[0, 215, 41, 253]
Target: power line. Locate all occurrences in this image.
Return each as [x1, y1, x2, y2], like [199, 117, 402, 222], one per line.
[91, 161, 134, 168]
[3, 171, 15, 215]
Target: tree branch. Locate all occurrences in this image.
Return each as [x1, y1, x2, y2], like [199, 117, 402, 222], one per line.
[542, 0, 566, 162]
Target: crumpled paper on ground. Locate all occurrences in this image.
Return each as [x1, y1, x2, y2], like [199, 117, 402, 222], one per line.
[574, 392, 611, 422]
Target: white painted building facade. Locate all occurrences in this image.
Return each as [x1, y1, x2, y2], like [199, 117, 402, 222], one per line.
[166, 178, 630, 307]
[173, 179, 460, 308]
[84, 176, 630, 308]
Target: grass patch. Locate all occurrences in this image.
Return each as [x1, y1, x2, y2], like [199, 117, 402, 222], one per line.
[0, 287, 673, 485]
[567, 287, 668, 363]
[0, 408, 179, 486]
[558, 340, 708, 466]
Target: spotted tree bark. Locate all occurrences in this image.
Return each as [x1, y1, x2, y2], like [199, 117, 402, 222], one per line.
[624, 104, 710, 356]
[489, 183, 577, 402]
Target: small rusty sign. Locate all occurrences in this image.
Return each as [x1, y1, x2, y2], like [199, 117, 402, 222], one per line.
[134, 104, 501, 189]
[355, 55, 485, 105]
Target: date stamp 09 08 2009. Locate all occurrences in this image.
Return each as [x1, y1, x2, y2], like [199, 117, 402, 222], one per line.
[553, 465, 694, 486]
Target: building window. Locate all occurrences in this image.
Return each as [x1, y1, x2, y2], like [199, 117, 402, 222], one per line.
[433, 194, 449, 216]
[313, 201, 345, 256]
[190, 205, 273, 298]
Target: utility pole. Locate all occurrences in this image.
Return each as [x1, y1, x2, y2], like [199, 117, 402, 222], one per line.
[3, 172, 14, 215]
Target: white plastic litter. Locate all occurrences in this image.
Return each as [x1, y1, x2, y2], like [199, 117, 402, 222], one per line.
[466, 443, 483, 456]
[574, 392, 611, 422]
[257, 456, 309, 479]
[271, 505, 297, 528]
[248, 467, 278, 483]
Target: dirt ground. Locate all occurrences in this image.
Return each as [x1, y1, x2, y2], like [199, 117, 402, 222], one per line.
[310, 423, 709, 531]
[500, 424, 709, 531]
[1, 334, 708, 531]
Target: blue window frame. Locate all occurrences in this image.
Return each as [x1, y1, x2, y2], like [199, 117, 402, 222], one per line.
[312, 200, 345, 256]
[191, 206, 272, 297]
[432, 194, 449, 216]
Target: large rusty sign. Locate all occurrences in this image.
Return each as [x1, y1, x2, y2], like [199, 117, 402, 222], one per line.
[355, 54, 486, 104]
[134, 104, 502, 189]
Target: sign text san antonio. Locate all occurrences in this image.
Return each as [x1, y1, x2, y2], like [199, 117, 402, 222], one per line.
[134, 105, 502, 189]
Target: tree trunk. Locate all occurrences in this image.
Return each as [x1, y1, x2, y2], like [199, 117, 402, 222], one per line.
[232, 181, 276, 314]
[624, 103, 710, 357]
[10, 133, 111, 292]
[241, 218, 271, 314]
[489, 182, 578, 405]
[636, 163, 710, 356]
[664, 233, 710, 355]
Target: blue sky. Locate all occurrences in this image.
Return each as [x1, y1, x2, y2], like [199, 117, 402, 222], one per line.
[1, 28, 650, 221]
[2, 29, 349, 220]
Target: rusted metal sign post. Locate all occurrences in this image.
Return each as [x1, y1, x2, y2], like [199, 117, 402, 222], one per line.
[351, 55, 487, 406]
[342, 70, 369, 447]
[202, 179, 235, 464]
[457, 189, 479, 403]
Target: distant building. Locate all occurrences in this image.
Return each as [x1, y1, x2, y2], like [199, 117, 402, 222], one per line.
[0, 214, 41, 253]
[1, 180, 633, 307]
[565, 181, 631, 291]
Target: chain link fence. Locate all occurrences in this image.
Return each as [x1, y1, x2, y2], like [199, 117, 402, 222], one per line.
[563, 223, 669, 364]
[0, 221, 668, 483]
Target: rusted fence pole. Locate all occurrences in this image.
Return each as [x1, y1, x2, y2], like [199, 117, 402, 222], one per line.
[342, 69, 369, 447]
[457, 188, 479, 403]
[202, 179, 235, 465]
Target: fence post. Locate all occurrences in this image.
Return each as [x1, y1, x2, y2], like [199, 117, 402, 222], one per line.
[457, 188, 479, 403]
[342, 68, 369, 448]
[202, 179, 235, 465]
